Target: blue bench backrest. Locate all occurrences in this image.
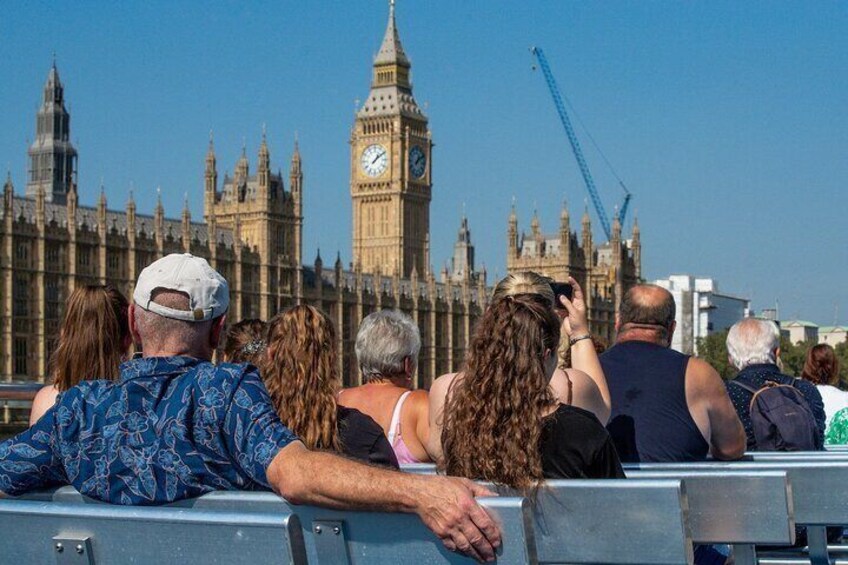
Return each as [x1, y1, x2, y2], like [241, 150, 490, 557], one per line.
[22, 488, 535, 564]
[0, 497, 307, 564]
[625, 460, 848, 527]
[625, 470, 794, 545]
[398, 466, 693, 564]
[495, 479, 693, 565]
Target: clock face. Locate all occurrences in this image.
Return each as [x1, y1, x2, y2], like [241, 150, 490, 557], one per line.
[360, 144, 388, 177]
[409, 145, 426, 178]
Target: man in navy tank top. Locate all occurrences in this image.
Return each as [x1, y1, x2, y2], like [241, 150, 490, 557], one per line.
[601, 285, 745, 463]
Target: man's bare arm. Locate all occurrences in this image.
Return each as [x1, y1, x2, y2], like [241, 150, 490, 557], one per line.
[689, 358, 746, 460]
[267, 441, 501, 562]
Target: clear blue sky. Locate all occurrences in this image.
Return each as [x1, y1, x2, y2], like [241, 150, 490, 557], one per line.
[2, 1, 846, 324]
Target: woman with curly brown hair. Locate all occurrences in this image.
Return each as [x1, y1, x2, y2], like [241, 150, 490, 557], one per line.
[439, 294, 622, 488]
[29, 285, 132, 425]
[262, 305, 398, 468]
[490, 271, 611, 424]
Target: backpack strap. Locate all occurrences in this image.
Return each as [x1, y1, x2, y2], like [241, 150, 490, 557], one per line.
[729, 379, 760, 395]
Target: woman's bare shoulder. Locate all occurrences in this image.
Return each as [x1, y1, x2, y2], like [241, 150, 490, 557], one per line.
[408, 388, 430, 401]
[430, 372, 461, 394]
[33, 384, 59, 406]
[29, 385, 59, 425]
[550, 368, 609, 423]
[562, 368, 596, 390]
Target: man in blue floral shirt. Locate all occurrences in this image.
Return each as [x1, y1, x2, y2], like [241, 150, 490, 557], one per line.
[0, 254, 501, 562]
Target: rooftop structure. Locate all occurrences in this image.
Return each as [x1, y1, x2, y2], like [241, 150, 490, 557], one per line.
[654, 275, 751, 354]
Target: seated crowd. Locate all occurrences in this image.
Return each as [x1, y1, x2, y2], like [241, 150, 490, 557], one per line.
[0, 252, 842, 563]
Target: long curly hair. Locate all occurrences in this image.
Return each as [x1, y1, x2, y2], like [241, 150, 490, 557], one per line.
[50, 285, 130, 392]
[262, 305, 341, 452]
[442, 294, 561, 488]
[802, 344, 840, 386]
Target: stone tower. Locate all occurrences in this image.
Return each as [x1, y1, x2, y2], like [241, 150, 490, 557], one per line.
[203, 131, 302, 318]
[450, 215, 475, 282]
[26, 62, 78, 204]
[351, 0, 432, 278]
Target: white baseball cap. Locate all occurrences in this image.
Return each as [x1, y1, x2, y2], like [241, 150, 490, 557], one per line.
[133, 253, 229, 322]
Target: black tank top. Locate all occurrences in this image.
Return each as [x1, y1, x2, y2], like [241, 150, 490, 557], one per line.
[601, 341, 709, 462]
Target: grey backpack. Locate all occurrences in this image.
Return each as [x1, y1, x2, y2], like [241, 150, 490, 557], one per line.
[730, 379, 818, 451]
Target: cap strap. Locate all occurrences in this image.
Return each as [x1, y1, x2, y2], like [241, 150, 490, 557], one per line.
[140, 300, 212, 322]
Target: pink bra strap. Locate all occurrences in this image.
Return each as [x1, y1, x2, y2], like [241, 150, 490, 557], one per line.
[387, 390, 412, 445]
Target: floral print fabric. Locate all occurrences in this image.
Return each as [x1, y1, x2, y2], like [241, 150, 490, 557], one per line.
[0, 356, 298, 504]
[826, 407, 848, 445]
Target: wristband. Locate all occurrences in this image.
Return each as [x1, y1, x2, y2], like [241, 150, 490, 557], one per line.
[569, 334, 592, 346]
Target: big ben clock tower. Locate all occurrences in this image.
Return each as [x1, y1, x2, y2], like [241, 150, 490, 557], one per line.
[351, 0, 432, 278]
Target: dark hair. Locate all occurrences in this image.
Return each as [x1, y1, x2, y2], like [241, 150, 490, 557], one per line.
[222, 319, 267, 364]
[619, 284, 676, 336]
[801, 344, 841, 386]
[442, 294, 560, 489]
[50, 285, 131, 391]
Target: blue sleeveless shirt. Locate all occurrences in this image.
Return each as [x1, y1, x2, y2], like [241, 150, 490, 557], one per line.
[601, 341, 709, 462]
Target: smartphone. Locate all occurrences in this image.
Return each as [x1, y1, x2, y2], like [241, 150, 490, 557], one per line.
[549, 281, 573, 308]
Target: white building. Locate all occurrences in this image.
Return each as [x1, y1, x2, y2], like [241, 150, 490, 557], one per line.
[654, 275, 751, 355]
[818, 326, 846, 347]
[779, 320, 819, 344]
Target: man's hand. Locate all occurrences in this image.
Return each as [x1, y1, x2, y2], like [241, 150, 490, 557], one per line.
[412, 476, 501, 562]
[269, 445, 502, 562]
[557, 276, 589, 338]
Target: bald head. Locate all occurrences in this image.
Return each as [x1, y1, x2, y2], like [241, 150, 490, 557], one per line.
[617, 284, 676, 343]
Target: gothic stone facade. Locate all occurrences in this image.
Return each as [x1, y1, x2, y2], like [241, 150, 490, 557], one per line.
[507, 205, 642, 344]
[0, 5, 488, 396]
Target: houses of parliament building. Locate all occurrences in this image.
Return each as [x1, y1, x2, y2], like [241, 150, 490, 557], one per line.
[0, 3, 640, 392]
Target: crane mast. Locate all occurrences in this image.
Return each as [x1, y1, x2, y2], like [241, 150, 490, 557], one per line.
[530, 46, 631, 241]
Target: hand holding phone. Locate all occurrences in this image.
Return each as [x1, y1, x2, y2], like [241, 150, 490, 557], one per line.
[549, 282, 573, 310]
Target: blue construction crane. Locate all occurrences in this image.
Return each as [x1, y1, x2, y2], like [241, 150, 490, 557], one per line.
[530, 46, 631, 241]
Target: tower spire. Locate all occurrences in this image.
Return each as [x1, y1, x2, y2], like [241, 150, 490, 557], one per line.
[451, 213, 475, 282]
[361, 0, 417, 100]
[290, 134, 302, 173]
[375, 0, 410, 67]
[27, 61, 77, 204]
[612, 204, 622, 241]
[258, 125, 270, 172]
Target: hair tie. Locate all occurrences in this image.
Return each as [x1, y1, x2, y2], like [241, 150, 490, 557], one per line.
[241, 339, 266, 356]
